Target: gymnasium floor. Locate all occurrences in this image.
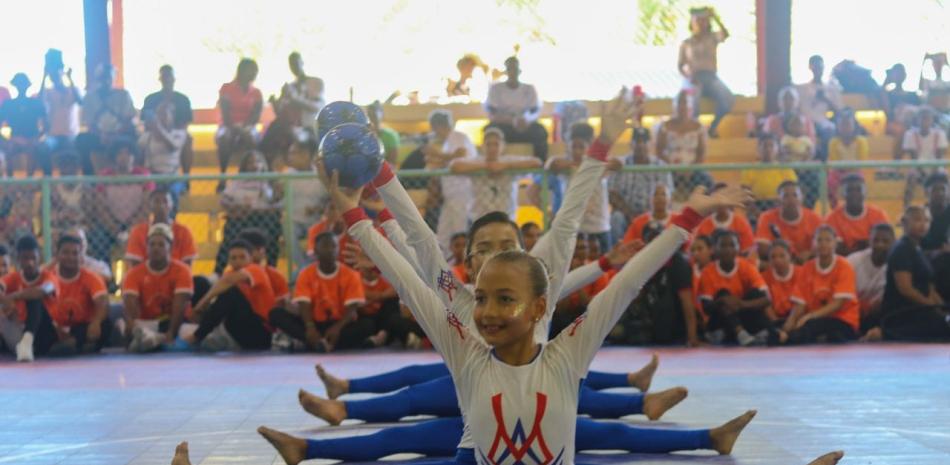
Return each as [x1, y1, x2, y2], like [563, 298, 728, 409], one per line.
[1, 344, 948, 465]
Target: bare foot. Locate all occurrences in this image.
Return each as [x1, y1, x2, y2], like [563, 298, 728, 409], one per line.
[316, 364, 349, 399]
[642, 386, 688, 420]
[170, 441, 191, 465]
[257, 426, 307, 465]
[298, 388, 347, 425]
[628, 353, 659, 391]
[807, 451, 844, 465]
[709, 410, 757, 455]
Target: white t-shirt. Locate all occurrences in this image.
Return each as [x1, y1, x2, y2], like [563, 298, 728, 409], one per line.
[485, 82, 541, 121]
[847, 248, 886, 313]
[902, 128, 948, 161]
[459, 155, 534, 219]
[440, 130, 478, 200]
[284, 167, 329, 225]
[796, 80, 843, 130]
[139, 129, 187, 175]
[548, 157, 611, 234]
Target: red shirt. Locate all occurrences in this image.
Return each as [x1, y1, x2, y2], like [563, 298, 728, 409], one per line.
[53, 267, 108, 326]
[695, 211, 755, 251]
[0, 269, 59, 322]
[219, 80, 262, 126]
[755, 207, 823, 256]
[763, 266, 806, 318]
[121, 260, 193, 320]
[823, 205, 890, 251]
[799, 256, 861, 331]
[125, 221, 197, 264]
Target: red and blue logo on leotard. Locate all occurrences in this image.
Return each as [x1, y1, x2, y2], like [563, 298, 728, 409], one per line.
[478, 392, 565, 465]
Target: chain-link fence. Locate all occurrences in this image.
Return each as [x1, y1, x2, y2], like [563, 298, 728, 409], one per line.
[0, 159, 944, 285]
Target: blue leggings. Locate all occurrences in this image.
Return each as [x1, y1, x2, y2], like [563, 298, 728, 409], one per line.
[346, 375, 643, 422]
[347, 363, 630, 394]
[305, 417, 711, 461]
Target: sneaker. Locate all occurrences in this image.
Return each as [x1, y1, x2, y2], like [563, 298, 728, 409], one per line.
[271, 332, 294, 352]
[138, 326, 164, 352]
[705, 329, 725, 345]
[405, 333, 423, 350]
[128, 326, 145, 352]
[737, 329, 756, 347]
[163, 337, 193, 352]
[16, 332, 34, 362]
[752, 329, 770, 346]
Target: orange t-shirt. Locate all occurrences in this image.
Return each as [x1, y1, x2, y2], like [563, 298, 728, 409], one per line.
[695, 211, 755, 251]
[697, 257, 768, 303]
[293, 263, 366, 322]
[265, 266, 290, 301]
[121, 260, 194, 320]
[308, 221, 385, 261]
[823, 205, 890, 251]
[54, 267, 107, 326]
[0, 269, 60, 322]
[623, 212, 671, 244]
[234, 263, 277, 321]
[762, 266, 806, 318]
[560, 270, 610, 310]
[361, 275, 394, 316]
[754, 207, 823, 256]
[125, 222, 198, 264]
[799, 256, 860, 331]
[452, 264, 469, 284]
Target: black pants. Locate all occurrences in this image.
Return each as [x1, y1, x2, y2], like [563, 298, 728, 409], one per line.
[193, 287, 271, 350]
[363, 298, 424, 345]
[932, 252, 950, 302]
[786, 317, 856, 344]
[704, 289, 772, 342]
[215, 213, 282, 274]
[881, 307, 950, 342]
[269, 307, 376, 350]
[23, 300, 58, 356]
[485, 121, 548, 162]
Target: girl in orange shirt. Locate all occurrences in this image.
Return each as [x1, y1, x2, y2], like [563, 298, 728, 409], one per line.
[762, 240, 806, 333]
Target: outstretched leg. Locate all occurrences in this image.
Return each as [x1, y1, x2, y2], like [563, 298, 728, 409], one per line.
[807, 451, 845, 465]
[320, 362, 450, 397]
[585, 353, 658, 391]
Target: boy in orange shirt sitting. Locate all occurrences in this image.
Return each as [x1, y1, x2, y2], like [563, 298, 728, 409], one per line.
[698, 230, 772, 346]
[238, 228, 290, 309]
[823, 174, 890, 256]
[48, 235, 110, 354]
[270, 232, 383, 352]
[695, 183, 755, 256]
[449, 232, 469, 283]
[0, 236, 60, 362]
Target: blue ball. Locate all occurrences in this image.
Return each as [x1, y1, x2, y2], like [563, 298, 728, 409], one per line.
[317, 101, 370, 145]
[319, 123, 383, 188]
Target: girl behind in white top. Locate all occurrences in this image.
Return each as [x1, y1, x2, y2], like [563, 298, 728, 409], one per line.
[901, 107, 948, 206]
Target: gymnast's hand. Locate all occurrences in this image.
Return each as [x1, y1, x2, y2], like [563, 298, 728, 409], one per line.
[604, 240, 643, 268]
[317, 160, 364, 213]
[684, 185, 751, 217]
[598, 88, 640, 146]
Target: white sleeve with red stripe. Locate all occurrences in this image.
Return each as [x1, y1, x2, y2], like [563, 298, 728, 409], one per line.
[558, 260, 607, 301]
[346, 209, 479, 372]
[554, 209, 701, 376]
[377, 209, 426, 280]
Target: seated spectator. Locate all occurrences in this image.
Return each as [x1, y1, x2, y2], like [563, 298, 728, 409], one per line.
[141, 65, 193, 182]
[695, 183, 756, 256]
[847, 223, 895, 333]
[270, 232, 383, 352]
[901, 106, 947, 207]
[214, 151, 282, 274]
[260, 52, 324, 166]
[88, 139, 154, 262]
[350, 247, 419, 348]
[280, 142, 327, 266]
[450, 127, 540, 219]
[763, 86, 817, 142]
[763, 240, 805, 332]
[76, 64, 137, 175]
[138, 99, 188, 198]
[121, 224, 193, 352]
[484, 56, 547, 161]
[678, 6, 734, 138]
[366, 101, 400, 165]
[0, 73, 47, 176]
[796, 55, 843, 146]
[613, 222, 700, 347]
[215, 58, 263, 192]
[424, 110, 477, 251]
[0, 236, 60, 362]
[47, 234, 110, 355]
[50, 151, 91, 235]
[551, 235, 609, 337]
[740, 133, 797, 221]
[449, 232, 468, 283]
[922, 174, 950, 301]
[824, 174, 890, 256]
[755, 180, 822, 265]
[656, 90, 713, 198]
[520, 222, 541, 252]
[46, 228, 113, 284]
[698, 230, 771, 346]
[919, 52, 950, 111]
[307, 202, 345, 259]
[608, 127, 673, 242]
[883, 64, 921, 138]
[235, 228, 290, 313]
[780, 112, 815, 163]
[187, 239, 275, 351]
[125, 189, 197, 268]
[826, 110, 869, 207]
[775, 226, 860, 344]
[38, 56, 82, 163]
[870, 206, 948, 341]
[689, 234, 713, 279]
[623, 184, 671, 244]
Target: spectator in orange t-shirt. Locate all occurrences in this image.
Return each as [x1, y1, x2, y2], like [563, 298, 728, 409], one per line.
[449, 232, 469, 283]
[215, 58, 263, 192]
[623, 185, 672, 244]
[49, 235, 110, 354]
[238, 228, 290, 309]
[823, 174, 890, 256]
[0, 236, 60, 362]
[121, 224, 194, 352]
[187, 239, 275, 351]
[125, 189, 198, 267]
[755, 180, 822, 264]
[762, 240, 806, 332]
[695, 183, 755, 255]
[698, 230, 772, 346]
[270, 232, 383, 352]
[551, 235, 610, 337]
[777, 226, 860, 344]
